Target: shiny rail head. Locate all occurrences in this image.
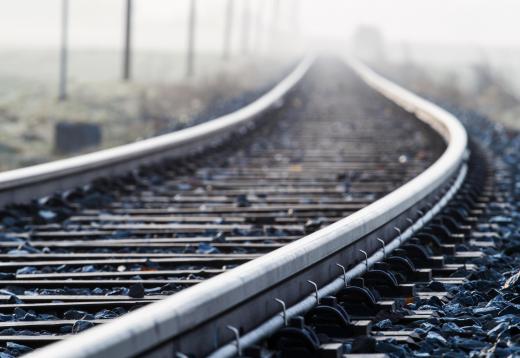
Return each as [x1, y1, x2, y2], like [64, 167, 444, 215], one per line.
[345, 56, 468, 148]
[24, 56, 468, 358]
[0, 55, 315, 205]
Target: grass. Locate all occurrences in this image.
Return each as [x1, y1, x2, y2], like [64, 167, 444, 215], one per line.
[0, 50, 291, 171]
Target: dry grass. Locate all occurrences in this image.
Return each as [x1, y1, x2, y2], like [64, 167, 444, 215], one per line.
[0, 55, 289, 171]
[379, 60, 520, 131]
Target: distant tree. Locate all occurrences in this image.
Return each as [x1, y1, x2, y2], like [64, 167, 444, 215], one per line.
[472, 61, 495, 96]
[471, 56, 518, 110]
[351, 25, 386, 63]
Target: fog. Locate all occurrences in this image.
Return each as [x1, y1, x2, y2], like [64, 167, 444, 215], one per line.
[0, 0, 519, 50]
[304, 0, 520, 48]
[0, 0, 519, 101]
[0, 0, 519, 170]
[0, 0, 280, 52]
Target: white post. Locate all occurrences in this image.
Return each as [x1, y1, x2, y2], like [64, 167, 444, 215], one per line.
[58, 0, 69, 101]
[122, 0, 133, 81]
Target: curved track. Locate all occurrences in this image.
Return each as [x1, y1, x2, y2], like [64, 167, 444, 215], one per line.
[0, 57, 464, 357]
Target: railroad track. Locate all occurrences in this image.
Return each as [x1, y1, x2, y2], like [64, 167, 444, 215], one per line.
[0, 55, 495, 357]
[252, 145, 492, 357]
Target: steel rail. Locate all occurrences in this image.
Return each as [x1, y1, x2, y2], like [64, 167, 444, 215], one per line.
[0, 56, 313, 207]
[25, 57, 468, 358]
[209, 163, 468, 358]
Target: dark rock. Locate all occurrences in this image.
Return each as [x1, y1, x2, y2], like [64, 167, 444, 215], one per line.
[15, 266, 37, 275]
[7, 249, 29, 255]
[161, 282, 179, 292]
[13, 307, 26, 319]
[72, 320, 94, 333]
[417, 340, 435, 354]
[427, 295, 444, 307]
[112, 307, 127, 316]
[498, 305, 520, 316]
[426, 331, 447, 346]
[196, 243, 220, 254]
[450, 336, 486, 350]
[462, 325, 485, 336]
[143, 259, 159, 270]
[59, 324, 73, 334]
[376, 340, 408, 357]
[176, 183, 192, 191]
[488, 322, 508, 339]
[473, 306, 500, 316]
[19, 312, 38, 321]
[0, 328, 16, 336]
[144, 287, 162, 294]
[373, 319, 392, 330]
[38, 313, 58, 321]
[17, 329, 37, 336]
[5, 286, 26, 296]
[212, 232, 226, 243]
[92, 288, 104, 295]
[441, 322, 464, 334]
[38, 210, 57, 222]
[304, 218, 323, 232]
[128, 282, 145, 298]
[428, 281, 446, 292]
[64, 310, 88, 320]
[107, 288, 129, 296]
[442, 303, 464, 315]
[81, 265, 96, 273]
[351, 336, 376, 353]
[235, 194, 250, 207]
[6, 342, 32, 354]
[5, 294, 22, 304]
[0, 314, 11, 322]
[94, 309, 118, 320]
[373, 310, 405, 323]
[112, 230, 131, 239]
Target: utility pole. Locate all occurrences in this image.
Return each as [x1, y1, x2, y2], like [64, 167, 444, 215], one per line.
[58, 0, 69, 101]
[186, 0, 196, 78]
[270, 0, 279, 52]
[222, 0, 234, 60]
[253, 0, 264, 52]
[241, 0, 250, 55]
[122, 0, 133, 81]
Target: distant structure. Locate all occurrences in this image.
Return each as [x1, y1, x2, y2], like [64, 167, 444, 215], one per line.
[351, 25, 386, 63]
[54, 122, 102, 154]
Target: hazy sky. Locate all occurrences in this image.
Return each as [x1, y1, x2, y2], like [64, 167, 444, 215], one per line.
[0, 0, 518, 50]
[307, 0, 520, 48]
